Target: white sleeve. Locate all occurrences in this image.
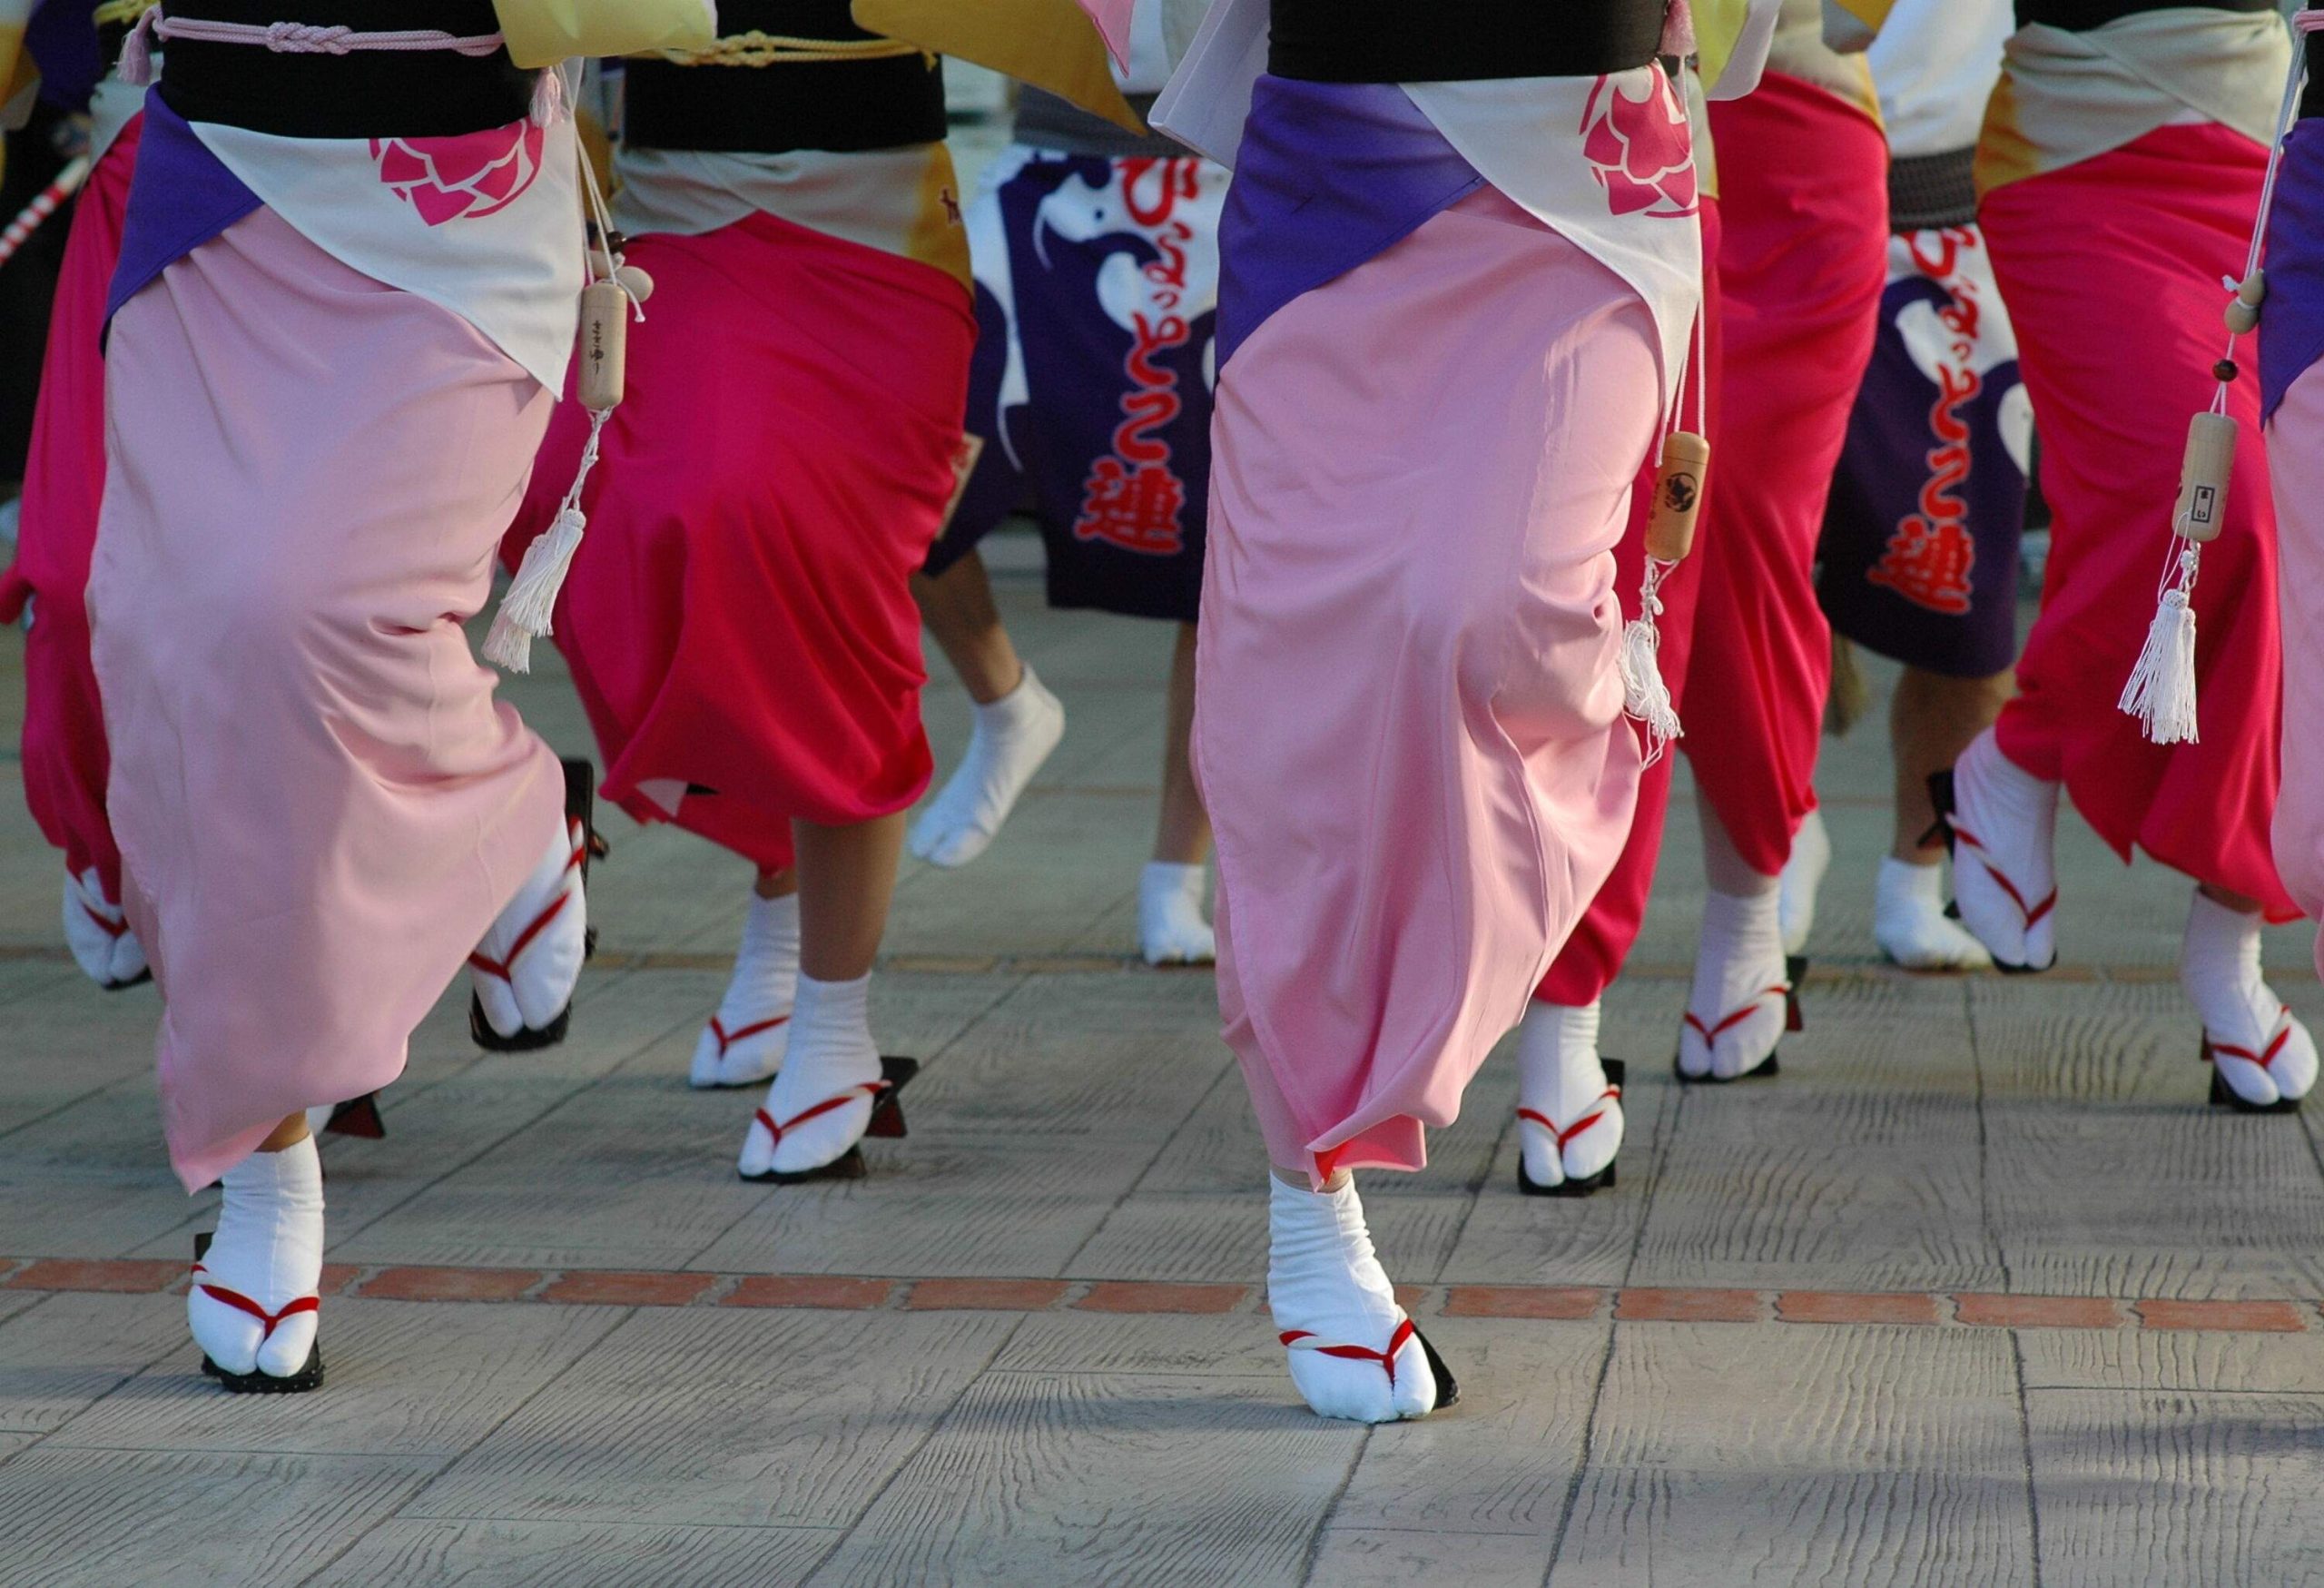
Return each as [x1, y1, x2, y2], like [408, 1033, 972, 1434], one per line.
[1706, 0, 1783, 100]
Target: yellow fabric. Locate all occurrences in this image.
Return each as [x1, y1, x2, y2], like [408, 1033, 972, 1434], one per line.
[905, 142, 973, 292]
[1692, 0, 1757, 94]
[491, 0, 715, 70]
[852, 0, 1143, 133]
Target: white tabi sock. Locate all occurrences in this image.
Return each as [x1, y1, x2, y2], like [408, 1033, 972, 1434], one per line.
[908, 666, 1066, 869]
[63, 868, 147, 990]
[1680, 887, 1789, 1080]
[1267, 1175, 1435, 1424]
[1875, 856, 1993, 971]
[1138, 861, 1216, 965]
[2183, 890, 2318, 1106]
[470, 816, 587, 1038]
[738, 972, 883, 1178]
[189, 1135, 324, 1379]
[1516, 1000, 1623, 1187]
[1778, 808, 1830, 960]
[691, 891, 801, 1088]
[1948, 729, 2059, 972]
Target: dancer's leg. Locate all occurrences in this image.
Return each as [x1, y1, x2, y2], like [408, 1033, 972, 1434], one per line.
[908, 552, 1067, 869]
[690, 867, 802, 1089]
[1878, 666, 2009, 970]
[1680, 804, 1789, 1081]
[1142, 623, 1216, 964]
[738, 814, 905, 1178]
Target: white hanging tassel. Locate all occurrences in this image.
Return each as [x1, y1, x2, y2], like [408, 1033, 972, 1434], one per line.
[2119, 549, 2201, 745]
[1620, 558, 1684, 766]
[1620, 429, 1709, 767]
[2120, 409, 2235, 745]
[483, 124, 645, 675]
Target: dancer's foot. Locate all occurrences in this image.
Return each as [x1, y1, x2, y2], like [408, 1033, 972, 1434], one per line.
[739, 973, 889, 1181]
[908, 666, 1065, 869]
[1679, 887, 1790, 1081]
[1939, 730, 2057, 972]
[691, 891, 800, 1088]
[469, 812, 589, 1048]
[190, 1135, 324, 1391]
[1515, 1001, 1623, 1193]
[2185, 891, 2319, 1109]
[1778, 808, 1829, 962]
[1138, 861, 1215, 965]
[63, 868, 148, 990]
[1267, 1175, 1448, 1423]
[1875, 856, 1993, 972]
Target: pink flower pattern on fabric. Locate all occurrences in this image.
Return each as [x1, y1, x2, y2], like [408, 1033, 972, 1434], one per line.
[371, 121, 546, 226]
[1580, 73, 1697, 220]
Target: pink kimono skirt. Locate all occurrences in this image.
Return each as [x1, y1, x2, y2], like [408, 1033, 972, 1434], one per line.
[88, 206, 566, 1189]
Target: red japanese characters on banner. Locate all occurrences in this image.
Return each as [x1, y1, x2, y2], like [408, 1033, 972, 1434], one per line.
[1072, 159, 1203, 557]
[1867, 230, 1983, 616]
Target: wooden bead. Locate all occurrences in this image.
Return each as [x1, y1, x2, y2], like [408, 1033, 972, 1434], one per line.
[2225, 299, 2260, 336]
[2213, 359, 2240, 383]
[615, 262, 655, 304]
[577, 280, 628, 412]
[586, 247, 615, 279]
[2238, 268, 2267, 307]
[2173, 410, 2238, 544]
[1645, 431, 1709, 563]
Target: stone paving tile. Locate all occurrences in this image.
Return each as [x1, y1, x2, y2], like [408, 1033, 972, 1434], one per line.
[51, 1300, 625, 1457]
[404, 1307, 1016, 1528]
[2027, 1389, 2324, 1587]
[309, 1518, 841, 1588]
[0, 1445, 441, 1588]
[2017, 1325, 2324, 1394]
[803, 1371, 1361, 1588]
[0, 1293, 186, 1435]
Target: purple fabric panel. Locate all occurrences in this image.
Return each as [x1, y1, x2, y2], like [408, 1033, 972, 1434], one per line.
[105, 92, 262, 329]
[1215, 76, 1483, 370]
[2262, 122, 2324, 427]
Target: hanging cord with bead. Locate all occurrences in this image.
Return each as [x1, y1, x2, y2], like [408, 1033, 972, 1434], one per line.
[2120, 8, 2323, 744]
[1616, 42, 1709, 768]
[482, 65, 655, 673]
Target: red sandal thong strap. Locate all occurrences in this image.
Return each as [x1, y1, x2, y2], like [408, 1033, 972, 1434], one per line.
[1948, 822, 2057, 930]
[2207, 1016, 2294, 1071]
[80, 900, 131, 941]
[1518, 1086, 1621, 1151]
[751, 1078, 895, 1149]
[191, 1267, 320, 1339]
[710, 1013, 791, 1056]
[1279, 1317, 1419, 1385]
[1684, 987, 1788, 1043]
[468, 822, 586, 983]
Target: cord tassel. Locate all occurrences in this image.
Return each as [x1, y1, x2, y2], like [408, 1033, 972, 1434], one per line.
[1621, 429, 1709, 767]
[2119, 546, 2202, 745]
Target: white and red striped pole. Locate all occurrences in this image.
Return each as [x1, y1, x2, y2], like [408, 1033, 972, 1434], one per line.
[0, 153, 92, 269]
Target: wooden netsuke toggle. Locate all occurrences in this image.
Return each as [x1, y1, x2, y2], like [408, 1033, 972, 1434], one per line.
[577, 279, 628, 412]
[1646, 431, 1709, 563]
[2173, 411, 2237, 544]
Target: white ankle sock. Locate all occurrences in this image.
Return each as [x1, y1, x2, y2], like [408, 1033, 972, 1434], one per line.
[739, 972, 882, 1178]
[691, 892, 801, 1088]
[63, 868, 147, 989]
[1949, 729, 2059, 971]
[1267, 1176, 1434, 1423]
[1778, 808, 1830, 959]
[1138, 861, 1215, 965]
[1515, 1001, 1622, 1186]
[1681, 886, 1788, 1080]
[190, 1136, 324, 1379]
[2183, 891, 2318, 1105]
[471, 817, 587, 1037]
[1875, 856, 1993, 971]
[908, 666, 1066, 869]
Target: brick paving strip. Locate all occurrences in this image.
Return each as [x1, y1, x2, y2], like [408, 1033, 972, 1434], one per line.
[5, 1257, 2319, 1332]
